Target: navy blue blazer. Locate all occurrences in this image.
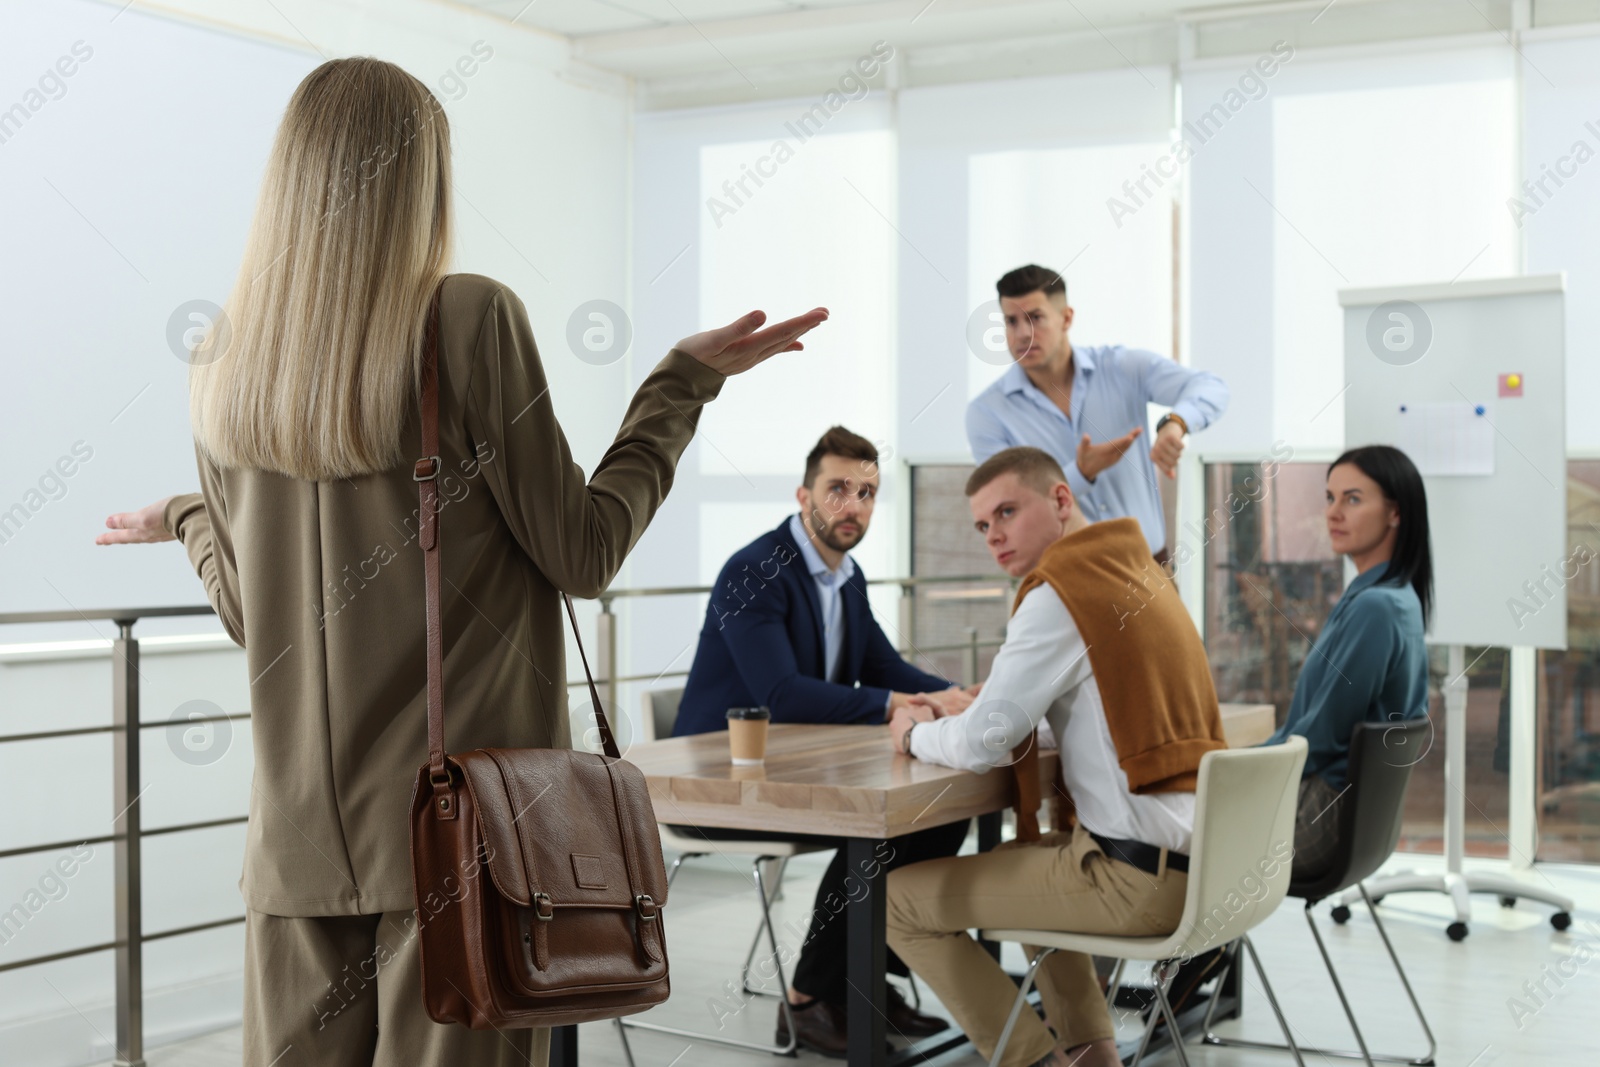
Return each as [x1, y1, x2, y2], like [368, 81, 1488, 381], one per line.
[674, 517, 951, 736]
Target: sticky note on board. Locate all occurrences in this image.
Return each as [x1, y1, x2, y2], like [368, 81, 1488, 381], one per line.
[1397, 401, 1495, 476]
[1499, 373, 1524, 397]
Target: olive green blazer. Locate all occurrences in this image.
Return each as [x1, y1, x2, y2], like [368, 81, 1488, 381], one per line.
[164, 273, 724, 916]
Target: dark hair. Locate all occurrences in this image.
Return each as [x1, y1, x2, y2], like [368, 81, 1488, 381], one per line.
[804, 426, 878, 488]
[965, 446, 1068, 498]
[1329, 445, 1433, 624]
[996, 264, 1066, 303]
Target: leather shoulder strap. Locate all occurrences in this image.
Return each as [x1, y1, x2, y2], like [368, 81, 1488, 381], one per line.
[416, 281, 621, 776]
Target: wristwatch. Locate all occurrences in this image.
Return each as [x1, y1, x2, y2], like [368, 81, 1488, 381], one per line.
[1155, 412, 1188, 436]
[902, 721, 918, 756]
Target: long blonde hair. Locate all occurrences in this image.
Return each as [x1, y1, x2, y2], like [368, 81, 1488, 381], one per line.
[190, 57, 454, 480]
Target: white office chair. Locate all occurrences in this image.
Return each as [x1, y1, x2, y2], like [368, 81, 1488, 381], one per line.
[615, 687, 829, 1059]
[980, 736, 1310, 1067]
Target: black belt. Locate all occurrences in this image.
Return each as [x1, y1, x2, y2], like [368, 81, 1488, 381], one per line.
[1090, 832, 1189, 875]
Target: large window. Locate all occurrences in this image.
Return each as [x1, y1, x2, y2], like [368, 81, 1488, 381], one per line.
[966, 142, 1176, 402]
[694, 128, 902, 625]
[697, 130, 896, 480]
[1203, 456, 1600, 864]
[1537, 460, 1600, 861]
[1269, 76, 1518, 452]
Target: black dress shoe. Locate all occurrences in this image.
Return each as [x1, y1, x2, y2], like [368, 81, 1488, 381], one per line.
[885, 982, 949, 1038]
[775, 998, 896, 1058]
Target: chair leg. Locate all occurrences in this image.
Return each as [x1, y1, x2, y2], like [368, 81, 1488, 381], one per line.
[618, 854, 802, 1055]
[741, 856, 789, 996]
[665, 851, 702, 890]
[613, 1018, 639, 1067]
[1203, 915, 1428, 1065]
[1102, 958, 1127, 1012]
[1150, 961, 1194, 1067]
[768, 855, 790, 901]
[1360, 884, 1438, 1065]
[753, 857, 802, 1054]
[988, 948, 1051, 1067]
[1130, 960, 1176, 1067]
[1199, 938, 1307, 1064]
[1198, 940, 1242, 1037]
[1304, 901, 1375, 1067]
[1241, 935, 1307, 1067]
[907, 971, 923, 1011]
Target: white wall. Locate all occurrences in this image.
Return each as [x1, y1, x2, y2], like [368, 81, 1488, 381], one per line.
[0, 0, 632, 641]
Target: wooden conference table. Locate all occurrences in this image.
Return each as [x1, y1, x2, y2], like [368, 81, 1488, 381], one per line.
[551, 704, 1274, 1067]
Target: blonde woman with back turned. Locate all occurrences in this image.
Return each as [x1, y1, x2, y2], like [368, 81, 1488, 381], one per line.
[96, 57, 827, 1067]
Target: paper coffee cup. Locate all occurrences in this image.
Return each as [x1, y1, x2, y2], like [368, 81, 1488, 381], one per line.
[726, 706, 771, 765]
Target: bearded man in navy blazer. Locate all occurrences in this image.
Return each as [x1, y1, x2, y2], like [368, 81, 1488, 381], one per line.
[672, 426, 974, 1057]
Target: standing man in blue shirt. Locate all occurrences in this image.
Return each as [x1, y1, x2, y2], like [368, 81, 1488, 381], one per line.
[966, 264, 1229, 563]
[673, 426, 973, 1056]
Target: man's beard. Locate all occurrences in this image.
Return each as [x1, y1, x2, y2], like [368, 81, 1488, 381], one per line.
[811, 513, 865, 553]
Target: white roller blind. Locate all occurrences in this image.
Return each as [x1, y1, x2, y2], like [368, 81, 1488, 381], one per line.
[1184, 44, 1517, 456]
[896, 66, 1175, 461]
[1523, 30, 1600, 452]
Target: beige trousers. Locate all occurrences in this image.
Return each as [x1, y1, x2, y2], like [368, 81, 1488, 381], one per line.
[242, 908, 547, 1067]
[886, 824, 1187, 1067]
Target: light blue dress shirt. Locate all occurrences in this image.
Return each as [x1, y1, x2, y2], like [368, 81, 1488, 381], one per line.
[788, 513, 855, 684]
[965, 345, 1229, 552]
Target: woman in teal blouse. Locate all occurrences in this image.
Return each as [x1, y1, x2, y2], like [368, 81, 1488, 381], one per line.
[1270, 445, 1433, 878]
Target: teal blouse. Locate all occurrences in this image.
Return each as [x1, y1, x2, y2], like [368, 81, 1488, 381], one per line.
[1267, 564, 1429, 791]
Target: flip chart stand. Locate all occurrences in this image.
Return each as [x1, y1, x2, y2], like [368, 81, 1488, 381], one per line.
[1332, 646, 1573, 940]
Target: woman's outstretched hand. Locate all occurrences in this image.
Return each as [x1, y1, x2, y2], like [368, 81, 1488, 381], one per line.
[675, 307, 829, 376]
[97, 497, 176, 545]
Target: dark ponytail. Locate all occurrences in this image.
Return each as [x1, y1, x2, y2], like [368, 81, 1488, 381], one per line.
[1329, 445, 1433, 625]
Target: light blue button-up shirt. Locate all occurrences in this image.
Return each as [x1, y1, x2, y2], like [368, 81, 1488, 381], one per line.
[965, 345, 1229, 553]
[788, 513, 855, 683]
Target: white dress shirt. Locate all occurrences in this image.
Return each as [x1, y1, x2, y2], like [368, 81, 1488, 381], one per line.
[908, 583, 1196, 853]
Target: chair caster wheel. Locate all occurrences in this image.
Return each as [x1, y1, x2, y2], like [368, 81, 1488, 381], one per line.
[1330, 905, 1352, 924]
[1499, 896, 1517, 908]
[1552, 911, 1572, 932]
[1447, 922, 1469, 941]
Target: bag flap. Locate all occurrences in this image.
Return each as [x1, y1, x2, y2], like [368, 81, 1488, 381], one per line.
[456, 748, 668, 910]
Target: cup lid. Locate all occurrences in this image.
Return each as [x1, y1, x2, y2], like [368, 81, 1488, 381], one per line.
[726, 706, 771, 720]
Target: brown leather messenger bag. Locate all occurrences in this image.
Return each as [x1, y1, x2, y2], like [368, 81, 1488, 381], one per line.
[407, 283, 671, 1029]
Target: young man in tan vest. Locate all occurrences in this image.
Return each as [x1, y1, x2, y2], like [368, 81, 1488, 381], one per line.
[885, 446, 1226, 1067]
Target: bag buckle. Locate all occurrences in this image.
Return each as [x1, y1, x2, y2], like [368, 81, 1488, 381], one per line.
[635, 894, 658, 921]
[533, 892, 554, 921]
[413, 456, 441, 481]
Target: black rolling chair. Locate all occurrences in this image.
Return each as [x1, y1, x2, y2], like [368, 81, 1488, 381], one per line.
[1201, 718, 1437, 1066]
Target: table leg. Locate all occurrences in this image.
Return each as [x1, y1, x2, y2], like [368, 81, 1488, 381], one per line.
[846, 837, 888, 1067]
[977, 811, 1002, 962]
[549, 1023, 577, 1067]
[977, 810, 1002, 853]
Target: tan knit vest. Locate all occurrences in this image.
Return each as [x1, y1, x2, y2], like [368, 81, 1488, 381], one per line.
[1010, 517, 1225, 841]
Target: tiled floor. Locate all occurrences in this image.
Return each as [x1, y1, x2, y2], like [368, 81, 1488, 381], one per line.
[95, 846, 1600, 1066]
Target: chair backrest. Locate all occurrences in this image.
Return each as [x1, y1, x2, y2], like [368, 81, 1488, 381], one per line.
[1293, 717, 1431, 902]
[1166, 736, 1307, 961]
[638, 687, 685, 744]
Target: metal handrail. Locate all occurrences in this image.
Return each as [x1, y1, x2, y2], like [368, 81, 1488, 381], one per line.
[0, 571, 1006, 1066]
